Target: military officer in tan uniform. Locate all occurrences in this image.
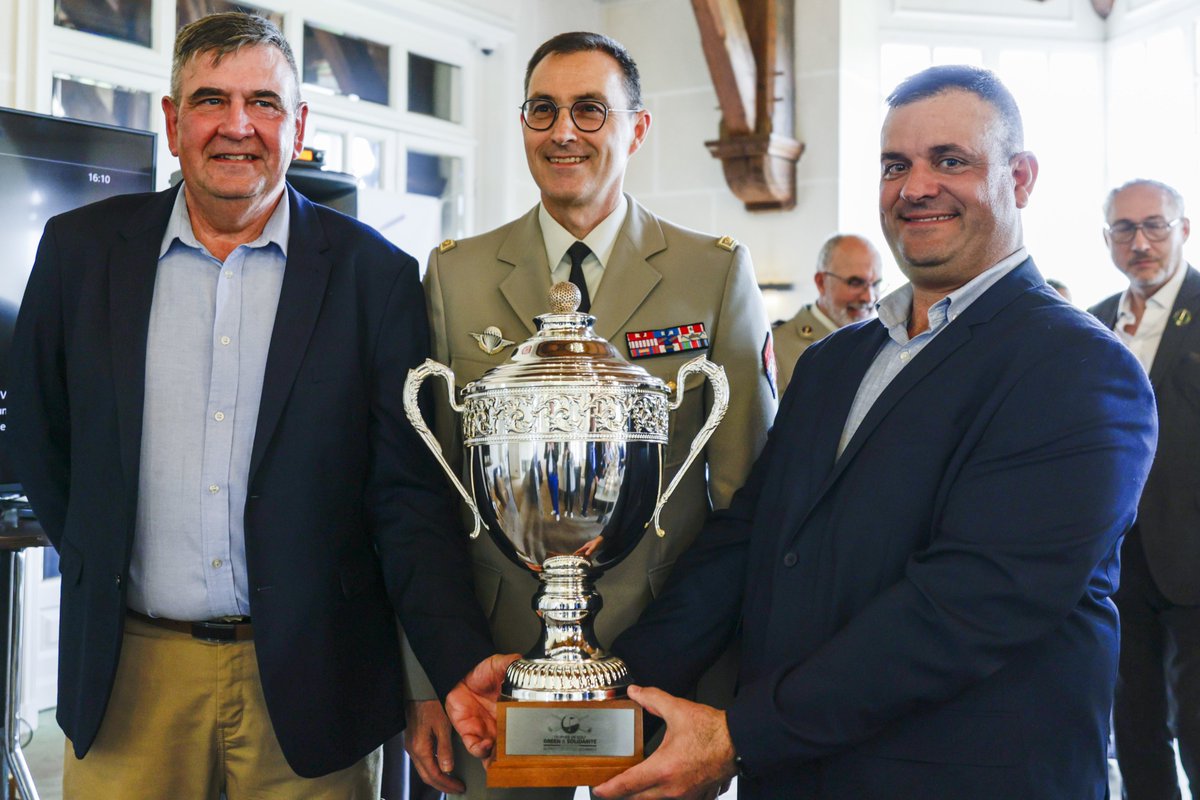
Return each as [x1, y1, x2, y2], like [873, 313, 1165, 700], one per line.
[773, 233, 883, 394]
[401, 30, 776, 800]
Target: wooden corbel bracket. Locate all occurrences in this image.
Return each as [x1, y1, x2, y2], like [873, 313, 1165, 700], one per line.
[692, 0, 803, 211]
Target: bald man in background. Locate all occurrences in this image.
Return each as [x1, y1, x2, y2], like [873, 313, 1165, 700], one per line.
[773, 233, 882, 394]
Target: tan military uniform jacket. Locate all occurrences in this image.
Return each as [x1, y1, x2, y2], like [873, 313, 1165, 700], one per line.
[773, 303, 837, 396]
[404, 196, 776, 699]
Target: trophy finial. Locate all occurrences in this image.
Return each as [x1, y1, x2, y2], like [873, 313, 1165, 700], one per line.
[549, 281, 582, 313]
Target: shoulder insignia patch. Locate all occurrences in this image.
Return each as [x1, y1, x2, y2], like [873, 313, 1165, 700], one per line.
[626, 323, 710, 359]
[438, 239, 457, 254]
[716, 235, 737, 252]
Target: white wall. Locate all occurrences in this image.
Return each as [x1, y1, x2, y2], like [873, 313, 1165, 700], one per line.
[1102, 0, 1200, 299]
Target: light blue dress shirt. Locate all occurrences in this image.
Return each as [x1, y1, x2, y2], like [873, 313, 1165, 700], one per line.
[127, 188, 287, 620]
[838, 248, 1028, 457]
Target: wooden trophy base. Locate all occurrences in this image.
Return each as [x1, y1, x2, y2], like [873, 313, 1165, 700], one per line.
[487, 698, 643, 787]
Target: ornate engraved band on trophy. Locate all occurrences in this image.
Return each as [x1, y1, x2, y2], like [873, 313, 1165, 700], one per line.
[403, 282, 729, 787]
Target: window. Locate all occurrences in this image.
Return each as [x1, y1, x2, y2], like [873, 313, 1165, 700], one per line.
[55, 0, 152, 47]
[408, 53, 462, 123]
[177, 0, 283, 29]
[309, 129, 383, 189]
[52, 74, 153, 131]
[407, 150, 465, 239]
[303, 24, 389, 105]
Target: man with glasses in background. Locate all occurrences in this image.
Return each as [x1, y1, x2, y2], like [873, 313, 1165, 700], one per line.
[1090, 178, 1200, 799]
[773, 233, 884, 395]
[398, 30, 776, 799]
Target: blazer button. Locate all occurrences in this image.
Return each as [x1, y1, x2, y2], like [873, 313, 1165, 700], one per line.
[115, 574, 122, 588]
[783, 552, 798, 568]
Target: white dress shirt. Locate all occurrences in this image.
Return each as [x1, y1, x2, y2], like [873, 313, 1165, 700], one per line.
[539, 194, 629, 302]
[1114, 261, 1188, 373]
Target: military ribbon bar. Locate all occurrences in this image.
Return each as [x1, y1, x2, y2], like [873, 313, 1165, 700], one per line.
[626, 323, 710, 359]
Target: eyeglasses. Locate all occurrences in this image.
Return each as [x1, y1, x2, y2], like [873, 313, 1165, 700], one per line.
[1105, 217, 1183, 244]
[822, 272, 883, 292]
[520, 99, 639, 133]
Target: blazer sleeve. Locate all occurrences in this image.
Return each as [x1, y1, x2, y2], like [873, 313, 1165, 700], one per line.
[612, 430, 773, 695]
[724, 331, 1157, 773]
[703, 243, 776, 509]
[399, 244, 464, 703]
[9, 218, 71, 548]
[366, 249, 493, 699]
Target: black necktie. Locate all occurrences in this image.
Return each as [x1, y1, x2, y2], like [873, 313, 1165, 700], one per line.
[566, 241, 592, 313]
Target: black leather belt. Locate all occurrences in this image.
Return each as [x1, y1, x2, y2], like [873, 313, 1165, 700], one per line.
[127, 609, 253, 642]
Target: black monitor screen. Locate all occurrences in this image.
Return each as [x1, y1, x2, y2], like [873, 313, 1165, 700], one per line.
[0, 108, 156, 490]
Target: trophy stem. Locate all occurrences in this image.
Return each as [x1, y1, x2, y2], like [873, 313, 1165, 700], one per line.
[502, 555, 630, 702]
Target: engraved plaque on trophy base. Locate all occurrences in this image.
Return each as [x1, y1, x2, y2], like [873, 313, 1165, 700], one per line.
[487, 699, 644, 787]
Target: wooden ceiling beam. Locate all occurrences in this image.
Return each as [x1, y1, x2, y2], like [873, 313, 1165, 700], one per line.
[691, 0, 804, 211]
[691, 0, 757, 135]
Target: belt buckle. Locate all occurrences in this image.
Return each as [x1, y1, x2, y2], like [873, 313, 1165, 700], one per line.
[190, 621, 238, 643]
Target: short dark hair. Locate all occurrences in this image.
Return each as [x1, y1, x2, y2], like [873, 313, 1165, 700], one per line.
[171, 12, 300, 107]
[886, 65, 1024, 157]
[524, 31, 642, 110]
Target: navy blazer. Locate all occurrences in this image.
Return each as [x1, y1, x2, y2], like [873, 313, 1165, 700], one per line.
[9, 184, 493, 777]
[615, 260, 1157, 799]
[1090, 266, 1200, 604]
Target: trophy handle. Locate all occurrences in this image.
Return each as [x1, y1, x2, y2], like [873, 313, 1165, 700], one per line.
[648, 355, 730, 538]
[403, 359, 487, 539]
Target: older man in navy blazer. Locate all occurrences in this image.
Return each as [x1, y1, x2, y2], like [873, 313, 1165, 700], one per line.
[524, 66, 1159, 799]
[9, 13, 500, 798]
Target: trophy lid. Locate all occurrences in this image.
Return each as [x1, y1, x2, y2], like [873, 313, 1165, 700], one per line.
[461, 282, 668, 396]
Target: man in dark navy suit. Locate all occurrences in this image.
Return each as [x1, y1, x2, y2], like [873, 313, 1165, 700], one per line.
[9, 12, 503, 798]
[535, 66, 1156, 799]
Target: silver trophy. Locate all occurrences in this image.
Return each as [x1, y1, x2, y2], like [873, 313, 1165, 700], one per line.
[403, 282, 727, 778]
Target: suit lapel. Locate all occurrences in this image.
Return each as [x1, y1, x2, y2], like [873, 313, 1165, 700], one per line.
[789, 259, 1044, 537]
[111, 186, 182, 506]
[1091, 295, 1120, 329]
[1148, 266, 1200, 389]
[815, 321, 885, 441]
[249, 186, 332, 479]
[497, 207, 552, 336]
[589, 198, 664, 342]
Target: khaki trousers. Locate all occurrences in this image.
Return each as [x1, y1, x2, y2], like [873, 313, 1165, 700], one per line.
[63, 614, 382, 800]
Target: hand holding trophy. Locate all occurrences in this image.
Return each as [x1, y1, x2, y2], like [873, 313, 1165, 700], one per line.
[405, 282, 728, 787]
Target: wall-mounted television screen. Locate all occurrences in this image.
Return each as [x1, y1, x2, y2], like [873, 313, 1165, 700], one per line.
[0, 108, 157, 492]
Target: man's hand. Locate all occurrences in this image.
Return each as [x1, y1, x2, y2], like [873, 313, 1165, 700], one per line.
[403, 699, 464, 794]
[593, 685, 738, 800]
[445, 653, 520, 761]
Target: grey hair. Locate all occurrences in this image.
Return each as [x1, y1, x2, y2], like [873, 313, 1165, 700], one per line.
[1103, 178, 1186, 220]
[816, 233, 877, 273]
[170, 12, 300, 107]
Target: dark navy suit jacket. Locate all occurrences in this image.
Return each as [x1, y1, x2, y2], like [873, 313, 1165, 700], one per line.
[9, 184, 492, 777]
[1090, 266, 1200, 605]
[615, 260, 1157, 799]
